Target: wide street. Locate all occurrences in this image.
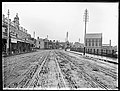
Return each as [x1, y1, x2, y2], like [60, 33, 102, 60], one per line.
[2, 49, 118, 90]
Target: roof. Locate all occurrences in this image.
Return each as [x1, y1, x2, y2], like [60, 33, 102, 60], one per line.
[86, 33, 102, 38]
[102, 44, 110, 46]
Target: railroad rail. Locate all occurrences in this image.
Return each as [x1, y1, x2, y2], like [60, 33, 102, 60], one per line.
[65, 51, 118, 80]
[55, 51, 117, 89]
[6, 51, 50, 88]
[3, 50, 117, 89]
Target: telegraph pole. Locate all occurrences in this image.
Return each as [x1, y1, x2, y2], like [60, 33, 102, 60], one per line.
[47, 35, 48, 49]
[6, 9, 10, 55]
[83, 9, 89, 55]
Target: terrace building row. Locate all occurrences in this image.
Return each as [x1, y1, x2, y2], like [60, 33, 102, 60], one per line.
[2, 13, 36, 55]
[36, 37, 63, 49]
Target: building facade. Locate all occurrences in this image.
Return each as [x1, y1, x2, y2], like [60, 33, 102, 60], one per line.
[101, 40, 117, 56]
[36, 38, 62, 49]
[36, 37, 45, 49]
[85, 33, 102, 54]
[70, 42, 84, 52]
[2, 13, 35, 55]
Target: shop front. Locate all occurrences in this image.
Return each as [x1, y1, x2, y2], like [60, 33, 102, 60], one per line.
[11, 38, 17, 54]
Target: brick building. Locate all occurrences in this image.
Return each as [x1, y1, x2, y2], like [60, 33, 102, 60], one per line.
[85, 33, 102, 54]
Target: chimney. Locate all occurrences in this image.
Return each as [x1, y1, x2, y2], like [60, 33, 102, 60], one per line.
[79, 38, 80, 43]
[33, 31, 35, 38]
[110, 40, 111, 46]
[47, 35, 48, 39]
[66, 32, 68, 42]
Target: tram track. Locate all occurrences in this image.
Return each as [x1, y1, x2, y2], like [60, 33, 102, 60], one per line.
[5, 51, 50, 88]
[55, 51, 116, 89]
[28, 51, 51, 88]
[64, 51, 117, 80]
[28, 51, 67, 88]
[3, 50, 118, 89]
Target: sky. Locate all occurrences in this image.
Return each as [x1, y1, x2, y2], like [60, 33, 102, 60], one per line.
[2, 2, 118, 46]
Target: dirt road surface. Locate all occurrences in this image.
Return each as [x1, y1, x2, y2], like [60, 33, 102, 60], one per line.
[2, 50, 118, 90]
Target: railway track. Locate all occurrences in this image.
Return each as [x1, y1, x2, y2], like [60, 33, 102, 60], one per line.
[55, 50, 117, 89]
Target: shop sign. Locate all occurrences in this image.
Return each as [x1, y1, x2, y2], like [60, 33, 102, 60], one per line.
[17, 39, 24, 42]
[11, 38, 17, 43]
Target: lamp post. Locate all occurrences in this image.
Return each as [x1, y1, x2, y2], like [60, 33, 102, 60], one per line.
[83, 9, 89, 55]
[6, 9, 10, 55]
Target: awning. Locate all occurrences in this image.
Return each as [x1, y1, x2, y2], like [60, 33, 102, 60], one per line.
[17, 39, 25, 42]
[11, 38, 17, 43]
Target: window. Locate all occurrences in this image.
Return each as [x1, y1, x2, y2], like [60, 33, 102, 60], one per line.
[91, 49, 92, 53]
[85, 43, 87, 46]
[39, 41, 40, 44]
[96, 42, 98, 46]
[92, 42, 94, 46]
[89, 42, 91, 46]
[97, 49, 99, 53]
[94, 49, 95, 53]
[99, 42, 101, 46]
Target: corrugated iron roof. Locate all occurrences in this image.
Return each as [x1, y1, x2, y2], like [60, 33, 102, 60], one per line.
[86, 33, 102, 38]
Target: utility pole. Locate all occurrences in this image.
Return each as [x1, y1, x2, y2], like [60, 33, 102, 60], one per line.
[6, 9, 10, 55]
[47, 35, 48, 49]
[83, 9, 89, 55]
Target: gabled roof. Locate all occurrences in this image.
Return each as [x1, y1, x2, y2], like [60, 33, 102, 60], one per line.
[86, 33, 102, 38]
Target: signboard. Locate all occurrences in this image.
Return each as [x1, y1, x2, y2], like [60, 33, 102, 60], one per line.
[17, 39, 24, 42]
[11, 38, 17, 43]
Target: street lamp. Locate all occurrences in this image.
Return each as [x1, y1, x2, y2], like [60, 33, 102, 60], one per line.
[83, 9, 89, 55]
[6, 9, 10, 55]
